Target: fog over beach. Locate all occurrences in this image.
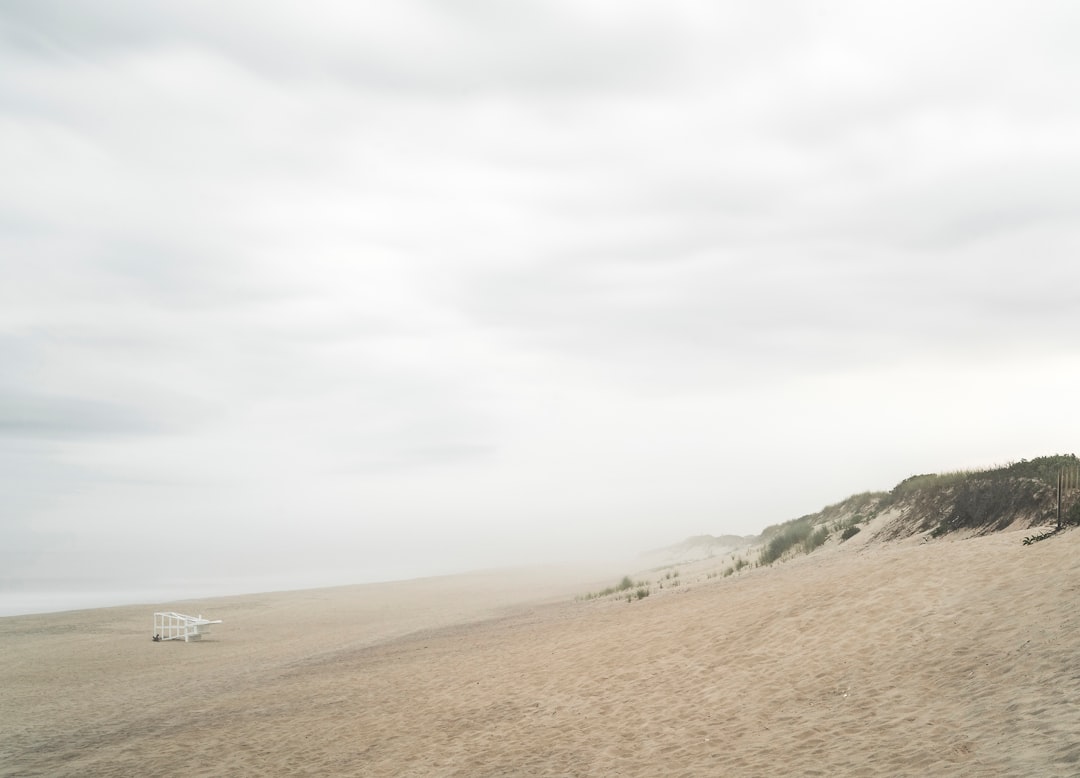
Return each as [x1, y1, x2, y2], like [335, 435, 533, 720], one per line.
[4, 521, 1080, 776]
[3, 2, 1080, 609]
[4, 5, 1080, 773]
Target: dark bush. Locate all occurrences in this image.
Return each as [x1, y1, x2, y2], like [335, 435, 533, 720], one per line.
[840, 525, 861, 542]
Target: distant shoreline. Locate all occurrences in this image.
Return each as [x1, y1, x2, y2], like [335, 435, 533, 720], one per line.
[0, 560, 627, 618]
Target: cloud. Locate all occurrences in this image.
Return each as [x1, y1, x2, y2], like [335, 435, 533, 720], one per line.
[0, 389, 159, 440]
[0, 1, 686, 97]
[2, 1, 1080, 595]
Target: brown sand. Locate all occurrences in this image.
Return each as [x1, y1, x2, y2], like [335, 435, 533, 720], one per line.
[3, 531, 1080, 777]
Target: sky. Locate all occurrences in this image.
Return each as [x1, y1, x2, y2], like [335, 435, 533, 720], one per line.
[3, 1, 1080, 600]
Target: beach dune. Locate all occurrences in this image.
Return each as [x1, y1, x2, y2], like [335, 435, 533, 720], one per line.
[3, 531, 1079, 776]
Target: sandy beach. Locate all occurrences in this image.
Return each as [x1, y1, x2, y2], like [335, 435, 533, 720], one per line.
[3, 530, 1080, 777]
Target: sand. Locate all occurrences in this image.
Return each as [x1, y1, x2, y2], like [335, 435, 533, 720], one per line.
[3, 530, 1080, 777]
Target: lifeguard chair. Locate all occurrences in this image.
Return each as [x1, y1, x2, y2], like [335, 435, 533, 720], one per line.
[153, 612, 223, 642]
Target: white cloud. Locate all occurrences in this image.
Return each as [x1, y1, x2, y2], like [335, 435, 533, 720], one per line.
[3, 1, 1080, 596]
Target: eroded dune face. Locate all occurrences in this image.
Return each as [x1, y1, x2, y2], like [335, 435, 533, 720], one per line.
[3, 529, 1079, 777]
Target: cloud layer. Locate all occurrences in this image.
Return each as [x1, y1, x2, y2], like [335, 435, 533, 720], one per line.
[3, 1, 1080, 589]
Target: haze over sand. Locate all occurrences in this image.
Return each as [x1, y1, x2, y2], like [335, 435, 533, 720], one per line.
[3, 528, 1079, 776]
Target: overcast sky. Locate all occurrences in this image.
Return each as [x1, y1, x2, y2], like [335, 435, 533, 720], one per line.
[3, 1, 1080, 593]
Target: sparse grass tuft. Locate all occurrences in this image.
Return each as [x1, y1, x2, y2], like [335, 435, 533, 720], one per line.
[1023, 529, 1058, 545]
[580, 574, 638, 601]
[802, 527, 829, 554]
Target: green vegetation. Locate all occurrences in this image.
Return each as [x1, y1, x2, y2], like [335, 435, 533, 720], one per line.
[732, 454, 1080, 569]
[816, 491, 884, 521]
[830, 511, 866, 537]
[579, 574, 639, 601]
[581, 453, 1080, 598]
[886, 455, 1080, 538]
[759, 516, 819, 565]
[802, 526, 829, 554]
[658, 568, 682, 589]
[1023, 529, 1058, 545]
[756, 489, 893, 566]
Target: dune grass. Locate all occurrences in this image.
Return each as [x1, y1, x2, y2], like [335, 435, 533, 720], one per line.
[580, 575, 650, 602]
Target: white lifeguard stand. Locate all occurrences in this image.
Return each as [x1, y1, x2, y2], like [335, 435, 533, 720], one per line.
[153, 612, 223, 642]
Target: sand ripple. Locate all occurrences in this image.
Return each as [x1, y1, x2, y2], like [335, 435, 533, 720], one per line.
[3, 533, 1080, 776]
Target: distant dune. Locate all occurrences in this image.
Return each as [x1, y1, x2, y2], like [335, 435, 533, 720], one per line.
[639, 533, 758, 566]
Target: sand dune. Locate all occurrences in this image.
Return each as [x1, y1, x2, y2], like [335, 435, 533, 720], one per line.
[3, 530, 1080, 776]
